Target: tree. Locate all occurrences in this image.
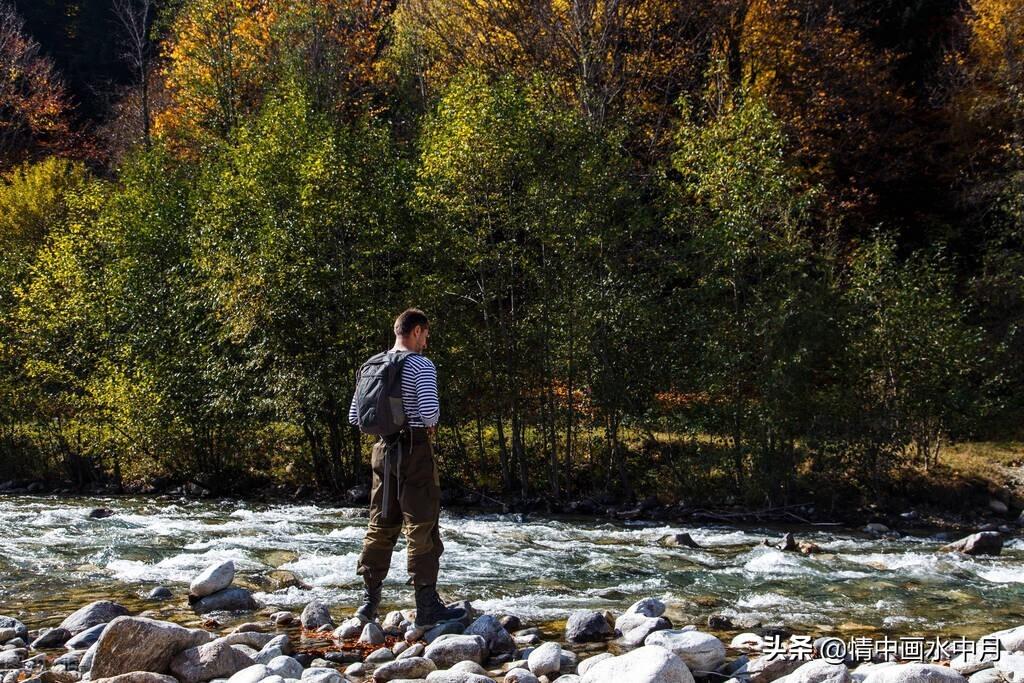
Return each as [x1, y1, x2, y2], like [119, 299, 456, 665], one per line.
[0, 2, 73, 169]
[193, 84, 407, 488]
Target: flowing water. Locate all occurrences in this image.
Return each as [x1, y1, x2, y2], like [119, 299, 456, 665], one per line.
[2, 495, 1023, 644]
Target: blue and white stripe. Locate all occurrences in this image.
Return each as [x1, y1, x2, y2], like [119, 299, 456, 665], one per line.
[348, 352, 440, 428]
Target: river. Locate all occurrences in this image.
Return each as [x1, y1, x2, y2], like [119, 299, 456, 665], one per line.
[2, 496, 1022, 643]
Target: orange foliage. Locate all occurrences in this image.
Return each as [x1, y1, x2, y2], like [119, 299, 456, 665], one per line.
[0, 4, 73, 169]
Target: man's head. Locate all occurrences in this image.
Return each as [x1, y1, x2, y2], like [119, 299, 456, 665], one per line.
[394, 308, 430, 353]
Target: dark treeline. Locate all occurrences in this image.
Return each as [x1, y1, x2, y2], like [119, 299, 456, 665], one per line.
[0, 0, 1021, 509]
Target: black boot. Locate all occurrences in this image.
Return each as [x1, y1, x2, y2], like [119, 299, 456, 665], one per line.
[355, 581, 382, 623]
[413, 584, 466, 628]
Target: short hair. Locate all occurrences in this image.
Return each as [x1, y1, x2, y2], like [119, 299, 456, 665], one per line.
[394, 308, 429, 336]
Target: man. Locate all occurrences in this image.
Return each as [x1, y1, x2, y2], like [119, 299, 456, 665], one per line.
[347, 308, 465, 627]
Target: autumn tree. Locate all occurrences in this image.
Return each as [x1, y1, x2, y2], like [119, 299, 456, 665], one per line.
[0, 2, 73, 169]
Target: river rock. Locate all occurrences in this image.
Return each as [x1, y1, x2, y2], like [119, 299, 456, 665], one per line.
[662, 533, 702, 548]
[91, 616, 215, 678]
[382, 611, 408, 635]
[147, 587, 173, 601]
[192, 587, 257, 614]
[734, 655, 806, 682]
[265, 655, 303, 678]
[0, 617, 28, 642]
[505, 670, 541, 683]
[359, 622, 386, 645]
[644, 630, 726, 672]
[0, 650, 21, 668]
[300, 601, 334, 630]
[527, 642, 562, 677]
[616, 614, 674, 646]
[66, 623, 108, 650]
[366, 647, 395, 664]
[300, 668, 343, 683]
[425, 620, 464, 643]
[398, 643, 426, 659]
[783, 660, 852, 683]
[372, 656, 437, 682]
[423, 634, 487, 668]
[224, 664, 269, 683]
[950, 648, 998, 676]
[221, 632, 275, 650]
[0, 626, 15, 643]
[464, 614, 515, 655]
[984, 625, 1024, 652]
[91, 674, 179, 683]
[862, 664, 967, 683]
[565, 611, 613, 643]
[942, 532, 1003, 557]
[425, 672, 492, 683]
[170, 638, 255, 683]
[32, 627, 73, 649]
[190, 562, 236, 598]
[333, 617, 364, 640]
[579, 653, 615, 676]
[581, 645, 694, 683]
[968, 670, 1003, 683]
[60, 601, 129, 635]
[626, 598, 666, 618]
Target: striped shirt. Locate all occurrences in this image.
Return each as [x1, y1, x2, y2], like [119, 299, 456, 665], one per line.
[348, 352, 440, 429]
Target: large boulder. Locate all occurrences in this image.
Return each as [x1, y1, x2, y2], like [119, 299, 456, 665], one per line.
[170, 638, 255, 683]
[60, 601, 129, 635]
[565, 611, 613, 643]
[423, 634, 487, 668]
[190, 561, 236, 599]
[862, 664, 967, 683]
[90, 616, 215, 678]
[372, 656, 437, 682]
[941, 532, 1003, 557]
[191, 587, 257, 614]
[644, 630, 726, 672]
[464, 614, 516, 655]
[581, 645, 694, 683]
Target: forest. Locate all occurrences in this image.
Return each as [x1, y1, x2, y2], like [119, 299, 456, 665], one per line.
[0, 0, 1021, 511]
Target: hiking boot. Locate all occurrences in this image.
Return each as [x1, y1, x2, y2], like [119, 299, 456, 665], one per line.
[413, 584, 466, 627]
[355, 581, 383, 623]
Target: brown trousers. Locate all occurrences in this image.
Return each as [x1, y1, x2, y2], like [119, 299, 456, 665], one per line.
[356, 427, 444, 586]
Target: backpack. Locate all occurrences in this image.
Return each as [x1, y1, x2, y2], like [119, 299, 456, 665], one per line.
[352, 350, 414, 436]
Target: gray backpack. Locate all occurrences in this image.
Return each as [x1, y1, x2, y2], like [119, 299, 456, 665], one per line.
[352, 350, 414, 436]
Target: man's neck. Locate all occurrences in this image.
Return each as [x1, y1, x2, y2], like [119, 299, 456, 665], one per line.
[392, 341, 414, 352]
